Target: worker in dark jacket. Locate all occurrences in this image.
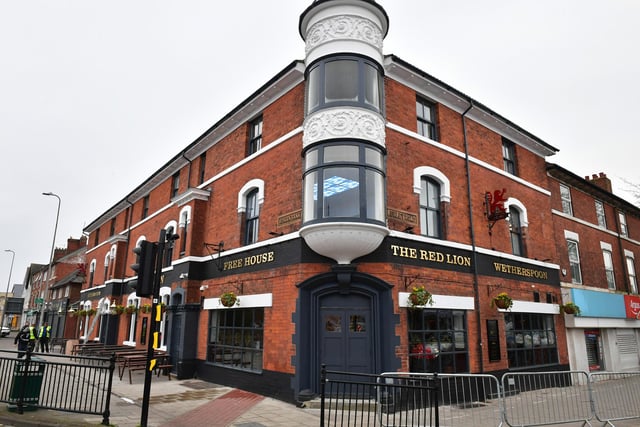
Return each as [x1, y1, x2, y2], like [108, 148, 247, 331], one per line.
[14, 324, 32, 358]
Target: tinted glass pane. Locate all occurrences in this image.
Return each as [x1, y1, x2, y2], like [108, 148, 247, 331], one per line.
[363, 63, 381, 109]
[366, 169, 385, 221]
[307, 66, 320, 111]
[305, 148, 318, 170]
[325, 60, 358, 103]
[364, 147, 383, 168]
[324, 145, 358, 163]
[323, 167, 360, 218]
[303, 171, 319, 222]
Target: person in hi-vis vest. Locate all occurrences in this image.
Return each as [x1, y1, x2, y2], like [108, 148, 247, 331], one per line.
[38, 322, 51, 353]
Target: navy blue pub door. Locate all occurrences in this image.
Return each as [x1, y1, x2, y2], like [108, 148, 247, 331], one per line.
[319, 293, 373, 374]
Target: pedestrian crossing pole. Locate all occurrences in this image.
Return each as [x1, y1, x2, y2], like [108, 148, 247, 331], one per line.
[140, 229, 165, 427]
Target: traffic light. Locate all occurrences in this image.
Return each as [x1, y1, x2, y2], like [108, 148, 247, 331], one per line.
[131, 240, 157, 297]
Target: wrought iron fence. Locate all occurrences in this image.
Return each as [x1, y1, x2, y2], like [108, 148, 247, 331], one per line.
[320, 366, 439, 426]
[0, 347, 115, 425]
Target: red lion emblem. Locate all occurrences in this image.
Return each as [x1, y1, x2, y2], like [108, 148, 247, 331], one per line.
[485, 188, 508, 220]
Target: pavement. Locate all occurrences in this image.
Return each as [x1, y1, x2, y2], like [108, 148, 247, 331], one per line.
[0, 358, 322, 427]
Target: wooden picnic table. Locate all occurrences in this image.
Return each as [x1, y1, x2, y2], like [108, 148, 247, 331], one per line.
[118, 351, 170, 384]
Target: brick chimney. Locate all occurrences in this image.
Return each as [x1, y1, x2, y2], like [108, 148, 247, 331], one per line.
[585, 172, 612, 193]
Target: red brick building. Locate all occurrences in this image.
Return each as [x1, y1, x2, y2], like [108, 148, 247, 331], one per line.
[75, 0, 640, 401]
[547, 165, 640, 372]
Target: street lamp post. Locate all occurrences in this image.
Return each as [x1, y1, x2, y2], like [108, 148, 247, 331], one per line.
[43, 192, 61, 328]
[2, 249, 15, 333]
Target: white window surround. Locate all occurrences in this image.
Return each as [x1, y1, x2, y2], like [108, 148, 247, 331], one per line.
[505, 197, 529, 227]
[165, 220, 178, 234]
[625, 249, 635, 259]
[564, 230, 580, 242]
[237, 179, 265, 213]
[90, 259, 96, 272]
[412, 166, 451, 203]
[179, 206, 191, 228]
[123, 294, 141, 346]
[103, 253, 110, 267]
[600, 241, 613, 251]
[135, 236, 147, 246]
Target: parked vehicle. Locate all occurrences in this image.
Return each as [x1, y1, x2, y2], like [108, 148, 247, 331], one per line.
[1, 326, 10, 337]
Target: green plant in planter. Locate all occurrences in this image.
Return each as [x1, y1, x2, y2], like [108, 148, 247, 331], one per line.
[561, 302, 581, 315]
[124, 305, 138, 315]
[112, 305, 126, 315]
[86, 308, 97, 316]
[140, 304, 152, 314]
[220, 291, 239, 307]
[408, 286, 433, 308]
[491, 292, 513, 310]
[77, 309, 87, 317]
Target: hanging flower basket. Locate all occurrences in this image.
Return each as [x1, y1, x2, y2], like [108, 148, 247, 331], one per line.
[77, 309, 87, 317]
[220, 292, 239, 308]
[112, 305, 125, 315]
[408, 286, 433, 308]
[140, 304, 152, 314]
[87, 308, 97, 316]
[561, 302, 581, 315]
[491, 292, 513, 310]
[125, 305, 138, 315]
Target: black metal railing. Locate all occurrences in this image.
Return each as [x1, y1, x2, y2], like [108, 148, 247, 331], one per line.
[0, 347, 115, 425]
[320, 365, 440, 426]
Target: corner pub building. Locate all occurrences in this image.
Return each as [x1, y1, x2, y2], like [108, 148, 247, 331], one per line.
[79, 0, 572, 401]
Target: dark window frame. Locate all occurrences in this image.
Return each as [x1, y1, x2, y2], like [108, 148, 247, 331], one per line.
[419, 176, 441, 238]
[416, 97, 437, 140]
[509, 208, 524, 256]
[171, 172, 180, 199]
[207, 308, 264, 372]
[502, 138, 518, 176]
[247, 116, 263, 156]
[306, 54, 384, 115]
[244, 188, 260, 246]
[408, 308, 469, 374]
[505, 312, 558, 369]
[303, 140, 386, 225]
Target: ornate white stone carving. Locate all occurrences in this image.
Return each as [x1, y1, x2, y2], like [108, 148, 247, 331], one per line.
[305, 15, 383, 55]
[303, 108, 385, 147]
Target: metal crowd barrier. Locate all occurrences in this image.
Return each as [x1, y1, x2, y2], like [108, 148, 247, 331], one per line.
[0, 347, 115, 425]
[590, 371, 640, 426]
[501, 371, 592, 427]
[321, 368, 640, 427]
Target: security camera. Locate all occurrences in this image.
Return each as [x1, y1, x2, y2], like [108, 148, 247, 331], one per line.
[179, 273, 188, 279]
[199, 285, 208, 292]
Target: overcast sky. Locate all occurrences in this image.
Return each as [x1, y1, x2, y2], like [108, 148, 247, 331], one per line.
[1, 0, 639, 290]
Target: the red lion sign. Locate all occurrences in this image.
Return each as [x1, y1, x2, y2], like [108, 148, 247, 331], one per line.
[485, 188, 508, 221]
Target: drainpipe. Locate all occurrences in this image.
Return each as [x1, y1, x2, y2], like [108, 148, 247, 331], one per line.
[181, 152, 193, 189]
[461, 101, 485, 373]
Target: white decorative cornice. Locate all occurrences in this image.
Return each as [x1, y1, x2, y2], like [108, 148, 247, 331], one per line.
[303, 108, 385, 148]
[305, 14, 383, 56]
[172, 188, 211, 207]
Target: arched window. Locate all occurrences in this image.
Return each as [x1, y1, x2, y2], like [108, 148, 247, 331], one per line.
[125, 294, 141, 345]
[103, 254, 110, 282]
[164, 221, 178, 267]
[505, 198, 528, 257]
[179, 206, 191, 255]
[420, 177, 441, 238]
[413, 167, 450, 238]
[238, 179, 264, 246]
[89, 259, 96, 287]
[245, 189, 260, 245]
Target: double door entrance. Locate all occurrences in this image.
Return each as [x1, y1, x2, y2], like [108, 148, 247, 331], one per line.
[319, 292, 373, 374]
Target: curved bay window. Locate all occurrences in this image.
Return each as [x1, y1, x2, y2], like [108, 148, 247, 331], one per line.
[207, 308, 264, 372]
[306, 55, 384, 114]
[505, 312, 558, 368]
[408, 309, 468, 373]
[303, 141, 385, 224]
